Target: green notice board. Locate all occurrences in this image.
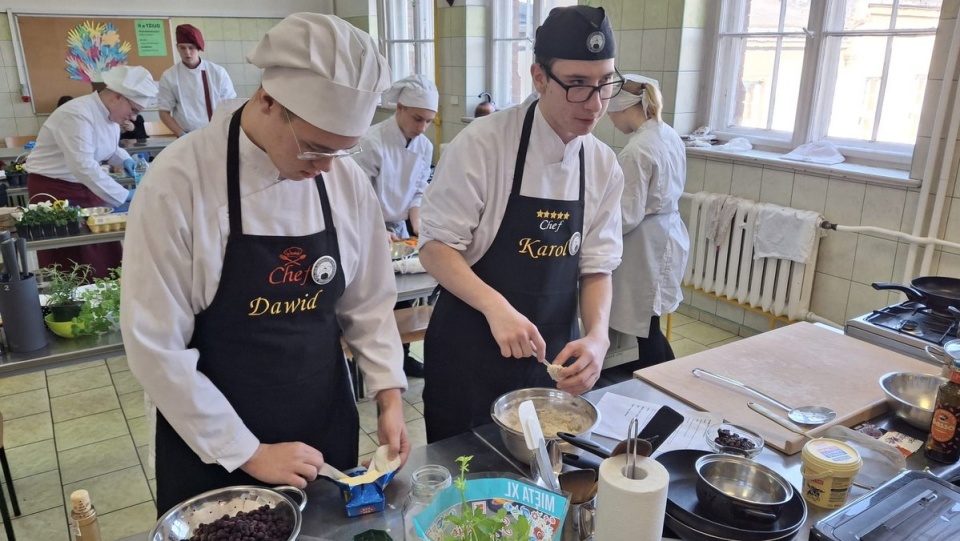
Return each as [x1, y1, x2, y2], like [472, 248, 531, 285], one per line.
[135, 19, 167, 56]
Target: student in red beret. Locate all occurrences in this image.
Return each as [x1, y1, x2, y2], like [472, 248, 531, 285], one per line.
[158, 24, 236, 137]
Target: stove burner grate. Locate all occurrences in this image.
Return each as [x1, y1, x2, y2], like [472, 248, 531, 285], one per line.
[865, 301, 960, 345]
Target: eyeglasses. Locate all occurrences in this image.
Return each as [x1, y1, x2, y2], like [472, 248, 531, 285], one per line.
[540, 64, 624, 103]
[283, 109, 363, 160]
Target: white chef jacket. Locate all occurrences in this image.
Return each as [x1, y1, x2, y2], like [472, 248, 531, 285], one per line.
[609, 120, 690, 337]
[419, 103, 623, 276]
[24, 92, 131, 206]
[120, 104, 407, 471]
[352, 115, 432, 235]
[158, 59, 237, 133]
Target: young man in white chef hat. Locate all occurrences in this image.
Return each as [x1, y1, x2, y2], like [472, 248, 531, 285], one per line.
[119, 13, 409, 514]
[418, 6, 625, 442]
[352, 73, 438, 378]
[25, 65, 157, 278]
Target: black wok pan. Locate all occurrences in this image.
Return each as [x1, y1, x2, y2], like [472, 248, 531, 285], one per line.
[873, 276, 960, 312]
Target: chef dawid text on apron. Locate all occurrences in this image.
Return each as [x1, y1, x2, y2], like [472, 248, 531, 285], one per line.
[417, 5, 625, 443]
[119, 13, 409, 515]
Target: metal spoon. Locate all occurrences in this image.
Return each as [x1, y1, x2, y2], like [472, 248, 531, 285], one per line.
[693, 367, 837, 425]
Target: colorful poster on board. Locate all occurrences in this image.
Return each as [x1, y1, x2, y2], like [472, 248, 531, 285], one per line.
[65, 21, 131, 82]
[134, 20, 167, 57]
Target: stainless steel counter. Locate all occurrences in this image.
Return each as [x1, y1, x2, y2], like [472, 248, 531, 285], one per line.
[121, 430, 524, 541]
[119, 375, 959, 540]
[0, 330, 123, 377]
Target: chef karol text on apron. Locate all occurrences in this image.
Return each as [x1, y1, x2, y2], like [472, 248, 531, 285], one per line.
[119, 13, 409, 515]
[417, 5, 625, 443]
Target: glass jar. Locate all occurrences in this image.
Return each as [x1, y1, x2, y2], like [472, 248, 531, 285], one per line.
[402, 464, 452, 540]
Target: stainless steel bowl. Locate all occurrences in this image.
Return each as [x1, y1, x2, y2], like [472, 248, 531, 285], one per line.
[149, 485, 306, 541]
[695, 453, 793, 527]
[879, 371, 946, 430]
[391, 242, 415, 260]
[490, 387, 600, 464]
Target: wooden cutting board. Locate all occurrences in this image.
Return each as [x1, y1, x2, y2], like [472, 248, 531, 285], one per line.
[636, 322, 940, 454]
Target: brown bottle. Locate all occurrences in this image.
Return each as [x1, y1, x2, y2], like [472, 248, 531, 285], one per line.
[925, 360, 960, 463]
[70, 489, 102, 541]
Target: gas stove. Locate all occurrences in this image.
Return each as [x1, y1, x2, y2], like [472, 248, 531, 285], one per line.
[845, 301, 958, 367]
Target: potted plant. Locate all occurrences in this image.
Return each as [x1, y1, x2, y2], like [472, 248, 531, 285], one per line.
[2, 159, 26, 187]
[14, 199, 83, 240]
[50, 200, 82, 236]
[73, 267, 121, 336]
[40, 261, 92, 322]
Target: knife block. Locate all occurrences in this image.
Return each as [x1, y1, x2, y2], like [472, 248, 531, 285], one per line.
[0, 274, 48, 352]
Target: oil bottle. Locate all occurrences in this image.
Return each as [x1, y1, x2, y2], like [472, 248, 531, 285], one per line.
[70, 489, 102, 541]
[925, 359, 960, 463]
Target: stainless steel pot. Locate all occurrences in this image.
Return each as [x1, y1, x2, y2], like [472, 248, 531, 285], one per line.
[695, 454, 793, 527]
[925, 339, 960, 377]
[149, 485, 306, 541]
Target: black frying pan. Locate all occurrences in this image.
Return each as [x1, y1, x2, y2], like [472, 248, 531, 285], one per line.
[873, 276, 960, 311]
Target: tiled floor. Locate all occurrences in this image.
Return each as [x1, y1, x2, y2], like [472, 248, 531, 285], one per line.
[0, 312, 736, 541]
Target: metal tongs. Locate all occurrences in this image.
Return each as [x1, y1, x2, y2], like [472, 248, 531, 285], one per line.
[624, 417, 642, 480]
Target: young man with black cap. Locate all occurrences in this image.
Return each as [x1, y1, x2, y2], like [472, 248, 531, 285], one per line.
[418, 5, 625, 442]
[158, 24, 236, 137]
[121, 14, 409, 513]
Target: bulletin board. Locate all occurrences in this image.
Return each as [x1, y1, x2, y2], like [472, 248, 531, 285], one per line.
[15, 15, 175, 114]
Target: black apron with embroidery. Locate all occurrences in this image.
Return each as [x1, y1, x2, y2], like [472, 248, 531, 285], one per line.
[155, 104, 358, 514]
[423, 101, 585, 443]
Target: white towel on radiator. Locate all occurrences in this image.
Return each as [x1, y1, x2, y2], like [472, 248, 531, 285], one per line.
[703, 194, 725, 245]
[753, 203, 823, 263]
[705, 194, 745, 246]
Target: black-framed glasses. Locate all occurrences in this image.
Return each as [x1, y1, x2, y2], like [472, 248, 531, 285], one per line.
[540, 64, 624, 103]
[283, 108, 362, 160]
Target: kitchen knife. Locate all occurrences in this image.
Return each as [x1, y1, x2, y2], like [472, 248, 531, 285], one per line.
[15, 237, 27, 277]
[637, 405, 685, 452]
[556, 431, 614, 459]
[0, 238, 19, 282]
[748, 402, 809, 436]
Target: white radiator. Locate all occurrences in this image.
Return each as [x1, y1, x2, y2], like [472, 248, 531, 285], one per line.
[682, 192, 822, 321]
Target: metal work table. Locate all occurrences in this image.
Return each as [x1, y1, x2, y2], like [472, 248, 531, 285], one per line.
[0, 273, 435, 377]
[0, 137, 177, 161]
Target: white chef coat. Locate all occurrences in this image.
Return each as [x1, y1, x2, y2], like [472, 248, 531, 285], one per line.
[352, 115, 432, 236]
[120, 103, 407, 470]
[609, 120, 690, 337]
[419, 103, 623, 276]
[24, 92, 131, 206]
[158, 59, 237, 133]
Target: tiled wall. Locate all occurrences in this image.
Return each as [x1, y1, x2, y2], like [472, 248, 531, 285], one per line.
[0, 16, 280, 140]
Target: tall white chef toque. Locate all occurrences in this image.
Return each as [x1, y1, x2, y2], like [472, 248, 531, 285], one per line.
[101, 66, 159, 108]
[247, 13, 391, 138]
[382, 74, 439, 112]
[606, 73, 660, 113]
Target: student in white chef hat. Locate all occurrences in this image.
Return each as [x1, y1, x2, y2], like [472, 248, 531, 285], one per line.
[24, 64, 158, 278]
[605, 73, 689, 372]
[352, 73, 439, 379]
[120, 13, 411, 515]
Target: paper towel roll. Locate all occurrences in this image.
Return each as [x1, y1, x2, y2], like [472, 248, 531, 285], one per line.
[594, 454, 670, 541]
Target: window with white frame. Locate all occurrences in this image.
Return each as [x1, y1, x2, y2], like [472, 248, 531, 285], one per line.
[708, 0, 943, 164]
[379, 0, 435, 82]
[489, 0, 576, 107]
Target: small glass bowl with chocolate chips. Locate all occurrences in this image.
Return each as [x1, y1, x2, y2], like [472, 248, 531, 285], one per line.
[705, 423, 764, 459]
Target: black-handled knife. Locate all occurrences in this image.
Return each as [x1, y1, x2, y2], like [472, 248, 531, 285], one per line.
[0, 239, 19, 282]
[638, 405, 685, 452]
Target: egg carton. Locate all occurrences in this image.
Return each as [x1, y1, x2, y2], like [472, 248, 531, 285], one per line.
[86, 212, 128, 233]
